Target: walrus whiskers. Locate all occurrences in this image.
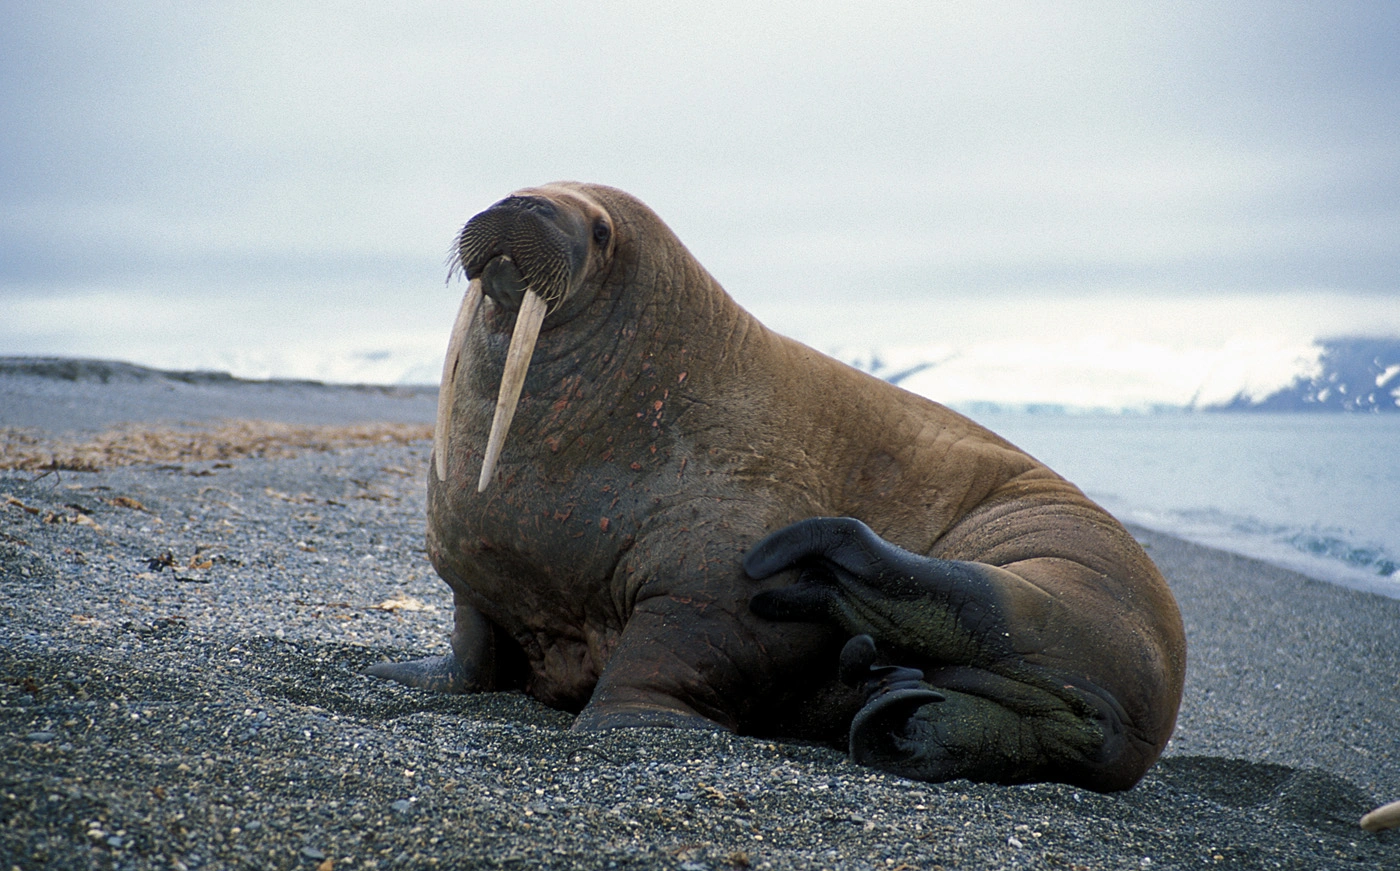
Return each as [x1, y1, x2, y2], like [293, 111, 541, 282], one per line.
[434, 278, 483, 482]
[477, 288, 547, 492]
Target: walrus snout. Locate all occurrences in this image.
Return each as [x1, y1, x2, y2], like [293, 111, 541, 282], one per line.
[454, 195, 588, 310]
[440, 189, 605, 493]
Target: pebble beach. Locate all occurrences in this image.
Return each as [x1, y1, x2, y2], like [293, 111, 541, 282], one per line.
[2, 360, 1398, 869]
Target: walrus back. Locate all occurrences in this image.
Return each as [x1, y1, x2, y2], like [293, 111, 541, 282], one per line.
[740, 324, 1185, 775]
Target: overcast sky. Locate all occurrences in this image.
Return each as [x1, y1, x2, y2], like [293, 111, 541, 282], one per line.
[3, 2, 1398, 389]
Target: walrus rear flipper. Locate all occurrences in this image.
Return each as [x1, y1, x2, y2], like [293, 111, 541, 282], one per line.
[840, 637, 1129, 788]
[745, 516, 1144, 791]
[838, 634, 952, 776]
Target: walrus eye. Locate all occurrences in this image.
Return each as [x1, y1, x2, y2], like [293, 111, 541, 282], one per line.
[592, 220, 611, 249]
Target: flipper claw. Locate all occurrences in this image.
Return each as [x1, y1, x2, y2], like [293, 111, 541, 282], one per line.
[366, 653, 474, 694]
[838, 635, 941, 700]
[837, 635, 946, 773]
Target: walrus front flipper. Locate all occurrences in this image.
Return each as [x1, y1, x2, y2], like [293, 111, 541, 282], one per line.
[366, 601, 510, 694]
[746, 517, 1130, 788]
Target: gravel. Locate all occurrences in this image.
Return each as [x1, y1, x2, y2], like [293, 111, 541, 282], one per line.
[3, 367, 1399, 869]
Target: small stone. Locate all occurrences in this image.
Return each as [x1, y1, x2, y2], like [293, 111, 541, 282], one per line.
[301, 846, 326, 860]
[107, 835, 123, 848]
[1008, 836, 1024, 848]
[27, 731, 56, 742]
[391, 799, 413, 814]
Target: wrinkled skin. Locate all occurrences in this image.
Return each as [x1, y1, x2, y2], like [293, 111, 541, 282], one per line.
[368, 182, 1186, 792]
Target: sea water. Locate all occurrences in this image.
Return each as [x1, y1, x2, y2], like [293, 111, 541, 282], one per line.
[962, 410, 1400, 600]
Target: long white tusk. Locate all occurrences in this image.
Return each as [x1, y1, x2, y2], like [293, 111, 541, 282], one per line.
[477, 288, 547, 492]
[434, 278, 483, 483]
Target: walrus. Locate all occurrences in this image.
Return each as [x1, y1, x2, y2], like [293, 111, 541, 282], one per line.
[368, 182, 1186, 792]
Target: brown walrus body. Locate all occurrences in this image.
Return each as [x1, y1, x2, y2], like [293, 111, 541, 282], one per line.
[368, 182, 1186, 791]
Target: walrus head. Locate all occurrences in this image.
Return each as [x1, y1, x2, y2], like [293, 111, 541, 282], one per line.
[438, 184, 617, 491]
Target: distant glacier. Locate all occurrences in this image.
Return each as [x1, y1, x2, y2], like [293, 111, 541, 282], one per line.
[1203, 337, 1400, 413]
[840, 336, 1400, 414]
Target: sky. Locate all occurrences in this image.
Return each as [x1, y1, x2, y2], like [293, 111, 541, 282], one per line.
[3, 2, 1399, 406]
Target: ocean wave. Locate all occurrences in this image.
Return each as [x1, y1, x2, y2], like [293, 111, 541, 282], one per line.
[1283, 530, 1399, 579]
[1115, 504, 1400, 599]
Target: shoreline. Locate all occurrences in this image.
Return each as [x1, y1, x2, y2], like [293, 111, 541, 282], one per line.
[1130, 520, 1400, 604]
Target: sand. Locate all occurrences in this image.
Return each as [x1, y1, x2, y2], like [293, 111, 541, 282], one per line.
[2, 361, 1398, 869]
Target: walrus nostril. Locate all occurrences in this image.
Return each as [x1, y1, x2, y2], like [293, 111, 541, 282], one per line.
[500, 195, 560, 219]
